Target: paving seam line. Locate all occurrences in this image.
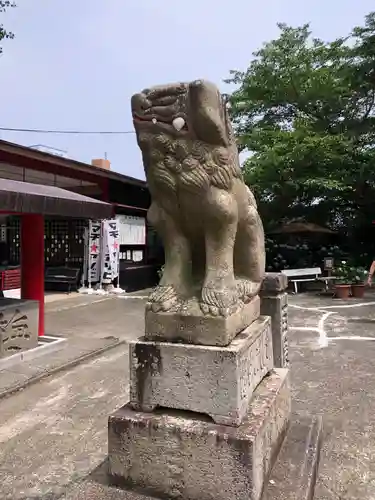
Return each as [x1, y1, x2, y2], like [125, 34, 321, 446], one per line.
[346, 317, 375, 324]
[0, 339, 127, 401]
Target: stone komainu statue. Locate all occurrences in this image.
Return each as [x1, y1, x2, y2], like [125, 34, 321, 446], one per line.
[131, 80, 265, 317]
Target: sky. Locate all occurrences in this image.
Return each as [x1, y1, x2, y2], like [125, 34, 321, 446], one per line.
[1, 1, 374, 181]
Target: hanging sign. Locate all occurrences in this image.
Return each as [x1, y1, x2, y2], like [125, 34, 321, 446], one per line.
[100, 219, 120, 283]
[88, 220, 101, 282]
[116, 215, 146, 245]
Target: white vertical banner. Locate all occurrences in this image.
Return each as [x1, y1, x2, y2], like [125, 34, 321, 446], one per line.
[100, 219, 120, 284]
[89, 220, 101, 283]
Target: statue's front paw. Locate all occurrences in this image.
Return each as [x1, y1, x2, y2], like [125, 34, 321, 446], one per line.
[200, 285, 239, 317]
[147, 285, 180, 313]
[236, 279, 261, 302]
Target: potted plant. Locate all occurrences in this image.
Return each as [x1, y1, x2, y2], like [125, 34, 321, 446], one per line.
[334, 261, 352, 299]
[351, 266, 367, 298]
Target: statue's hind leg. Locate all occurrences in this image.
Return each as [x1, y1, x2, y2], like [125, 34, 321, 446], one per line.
[234, 203, 266, 302]
[200, 186, 239, 316]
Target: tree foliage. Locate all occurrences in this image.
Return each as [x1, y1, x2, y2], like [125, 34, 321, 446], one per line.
[227, 13, 375, 244]
[0, 1, 16, 54]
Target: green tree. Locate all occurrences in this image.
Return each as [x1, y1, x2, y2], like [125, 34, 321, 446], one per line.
[0, 1, 16, 54]
[226, 13, 375, 238]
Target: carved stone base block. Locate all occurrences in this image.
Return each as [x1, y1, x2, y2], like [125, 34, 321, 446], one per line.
[145, 295, 260, 347]
[130, 316, 273, 426]
[0, 299, 39, 359]
[109, 369, 291, 500]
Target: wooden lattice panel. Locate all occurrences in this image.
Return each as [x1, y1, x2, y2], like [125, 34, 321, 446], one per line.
[7, 217, 86, 266]
[8, 218, 20, 264]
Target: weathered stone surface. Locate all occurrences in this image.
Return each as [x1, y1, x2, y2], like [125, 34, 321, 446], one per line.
[131, 80, 266, 338]
[145, 295, 260, 346]
[260, 292, 289, 368]
[261, 272, 288, 295]
[130, 316, 273, 426]
[109, 369, 291, 500]
[0, 299, 39, 358]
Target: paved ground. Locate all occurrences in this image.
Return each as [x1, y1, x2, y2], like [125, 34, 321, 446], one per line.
[1, 291, 375, 498]
[0, 294, 147, 398]
[288, 292, 375, 499]
[45, 293, 146, 339]
[0, 343, 129, 499]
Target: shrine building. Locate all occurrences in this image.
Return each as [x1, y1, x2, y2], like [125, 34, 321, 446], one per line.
[0, 140, 161, 314]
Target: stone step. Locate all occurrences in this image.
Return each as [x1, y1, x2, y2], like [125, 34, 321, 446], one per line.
[60, 412, 322, 500]
[262, 415, 323, 500]
[108, 369, 291, 500]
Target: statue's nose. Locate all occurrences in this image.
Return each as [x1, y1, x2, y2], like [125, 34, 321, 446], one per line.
[131, 93, 152, 114]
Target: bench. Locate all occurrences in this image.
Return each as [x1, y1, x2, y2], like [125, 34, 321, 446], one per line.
[44, 267, 80, 293]
[281, 267, 323, 294]
[0, 267, 21, 291]
[119, 264, 159, 292]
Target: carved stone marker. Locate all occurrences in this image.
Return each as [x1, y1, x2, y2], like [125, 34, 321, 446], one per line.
[108, 80, 321, 500]
[0, 299, 38, 358]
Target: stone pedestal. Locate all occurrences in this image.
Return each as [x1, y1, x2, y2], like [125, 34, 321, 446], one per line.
[109, 285, 321, 499]
[260, 273, 289, 368]
[109, 369, 291, 500]
[145, 296, 260, 347]
[130, 317, 274, 426]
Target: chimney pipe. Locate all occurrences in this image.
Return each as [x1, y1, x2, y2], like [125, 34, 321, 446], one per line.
[91, 158, 111, 170]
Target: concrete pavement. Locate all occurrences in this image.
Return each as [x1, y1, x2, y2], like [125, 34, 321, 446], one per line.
[0, 294, 147, 399]
[288, 293, 375, 499]
[1, 291, 375, 498]
[0, 343, 129, 499]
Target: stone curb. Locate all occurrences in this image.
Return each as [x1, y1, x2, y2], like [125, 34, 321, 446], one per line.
[263, 415, 323, 500]
[0, 338, 127, 401]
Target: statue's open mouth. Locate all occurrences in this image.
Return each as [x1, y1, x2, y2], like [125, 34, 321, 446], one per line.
[132, 113, 188, 132]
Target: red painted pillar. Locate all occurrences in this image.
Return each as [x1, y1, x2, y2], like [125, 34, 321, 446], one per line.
[21, 214, 45, 336]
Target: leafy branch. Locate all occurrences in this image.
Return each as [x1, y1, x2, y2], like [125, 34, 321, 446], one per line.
[0, 1, 16, 54]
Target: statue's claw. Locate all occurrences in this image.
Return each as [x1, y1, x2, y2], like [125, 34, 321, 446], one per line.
[236, 279, 261, 302]
[200, 285, 239, 317]
[147, 285, 180, 313]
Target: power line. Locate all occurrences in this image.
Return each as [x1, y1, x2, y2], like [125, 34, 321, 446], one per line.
[0, 126, 136, 135]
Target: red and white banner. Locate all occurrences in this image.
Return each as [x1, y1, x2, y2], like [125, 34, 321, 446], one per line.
[82, 219, 121, 286]
[100, 219, 120, 284]
[88, 220, 101, 282]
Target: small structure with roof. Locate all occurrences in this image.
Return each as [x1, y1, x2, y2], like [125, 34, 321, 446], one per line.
[0, 175, 112, 357]
[0, 140, 161, 298]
